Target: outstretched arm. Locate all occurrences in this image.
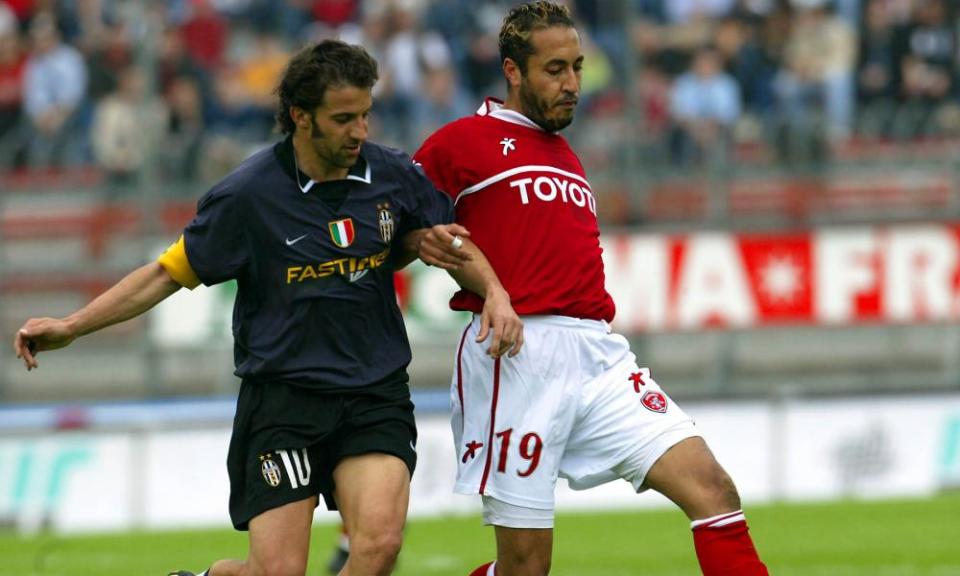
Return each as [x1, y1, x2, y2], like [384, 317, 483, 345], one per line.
[418, 224, 523, 358]
[13, 262, 183, 370]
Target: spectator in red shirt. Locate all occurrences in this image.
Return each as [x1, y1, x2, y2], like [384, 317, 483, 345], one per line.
[0, 23, 25, 167]
[179, 0, 226, 71]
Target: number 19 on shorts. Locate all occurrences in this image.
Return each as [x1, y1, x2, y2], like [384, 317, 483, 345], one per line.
[495, 429, 543, 477]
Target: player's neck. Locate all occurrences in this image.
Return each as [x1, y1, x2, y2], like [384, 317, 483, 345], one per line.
[502, 94, 525, 117]
[291, 135, 349, 183]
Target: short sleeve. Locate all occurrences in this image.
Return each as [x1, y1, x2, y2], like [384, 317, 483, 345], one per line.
[182, 182, 249, 285]
[394, 159, 455, 243]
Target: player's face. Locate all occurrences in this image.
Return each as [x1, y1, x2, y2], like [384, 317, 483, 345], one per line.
[307, 85, 372, 170]
[519, 26, 583, 132]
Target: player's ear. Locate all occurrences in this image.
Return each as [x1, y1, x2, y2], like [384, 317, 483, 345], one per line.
[503, 58, 522, 90]
[290, 106, 310, 130]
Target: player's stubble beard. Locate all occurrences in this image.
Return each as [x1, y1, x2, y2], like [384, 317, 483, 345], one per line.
[309, 114, 360, 169]
[519, 76, 577, 133]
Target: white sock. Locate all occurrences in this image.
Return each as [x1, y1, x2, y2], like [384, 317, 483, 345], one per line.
[690, 509, 746, 530]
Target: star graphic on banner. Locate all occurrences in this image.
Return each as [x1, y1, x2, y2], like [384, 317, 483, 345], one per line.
[760, 255, 803, 303]
[759, 254, 803, 304]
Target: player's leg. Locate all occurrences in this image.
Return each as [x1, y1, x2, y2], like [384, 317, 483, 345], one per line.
[642, 436, 739, 519]
[331, 453, 410, 576]
[558, 326, 766, 575]
[207, 496, 317, 576]
[169, 381, 336, 576]
[468, 495, 555, 576]
[458, 317, 582, 576]
[325, 522, 350, 574]
[327, 376, 418, 576]
[640, 437, 767, 575]
[490, 510, 554, 576]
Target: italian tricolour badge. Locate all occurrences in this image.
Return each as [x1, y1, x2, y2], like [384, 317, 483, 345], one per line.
[329, 218, 355, 248]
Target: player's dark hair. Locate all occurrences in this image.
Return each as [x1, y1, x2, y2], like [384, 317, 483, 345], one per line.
[275, 40, 378, 135]
[499, 1, 575, 74]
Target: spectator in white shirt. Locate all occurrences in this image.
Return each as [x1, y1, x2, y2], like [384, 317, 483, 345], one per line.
[669, 46, 742, 165]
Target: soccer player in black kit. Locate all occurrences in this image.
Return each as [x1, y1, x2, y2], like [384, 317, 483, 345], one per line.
[13, 40, 522, 576]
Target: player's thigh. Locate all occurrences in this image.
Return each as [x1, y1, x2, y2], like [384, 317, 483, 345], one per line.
[246, 496, 317, 576]
[332, 453, 410, 540]
[227, 381, 338, 531]
[455, 319, 581, 509]
[641, 436, 740, 518]
[563, 363, 699, 491]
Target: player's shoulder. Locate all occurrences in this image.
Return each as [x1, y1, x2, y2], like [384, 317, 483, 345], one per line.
[199, 144, 277, 205]
[362, 140, 420, 177]
[363, 140, 408, 165]
[421, 110, 492, 149]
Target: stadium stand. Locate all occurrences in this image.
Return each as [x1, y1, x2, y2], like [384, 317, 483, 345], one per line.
[3, 0, 960, 403]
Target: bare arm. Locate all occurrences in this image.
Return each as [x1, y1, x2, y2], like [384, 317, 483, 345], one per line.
[13, 262, 183, 370]
[418, 224, 524, 358]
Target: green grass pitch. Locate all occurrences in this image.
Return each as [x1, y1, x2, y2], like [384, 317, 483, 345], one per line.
[3, 493, 959, 575]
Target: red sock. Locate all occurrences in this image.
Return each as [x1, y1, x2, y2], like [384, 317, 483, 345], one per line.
[468, 561, 495, 576]
[691, 510, 768, 575]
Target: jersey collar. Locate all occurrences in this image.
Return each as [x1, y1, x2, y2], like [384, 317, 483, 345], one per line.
[275, 136, 372, 193]
[477, 97, 545, 132]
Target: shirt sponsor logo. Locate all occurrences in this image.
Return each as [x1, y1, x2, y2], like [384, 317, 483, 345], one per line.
[329, 218, 356, 248]
[510, 175, 597, 214]
[285, 247, 391, 284]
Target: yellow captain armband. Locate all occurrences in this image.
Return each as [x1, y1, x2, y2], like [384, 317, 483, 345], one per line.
[157, 235, 201, 289]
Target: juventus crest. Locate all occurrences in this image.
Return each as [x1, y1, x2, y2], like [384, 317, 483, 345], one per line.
[378, 203, 394, 243]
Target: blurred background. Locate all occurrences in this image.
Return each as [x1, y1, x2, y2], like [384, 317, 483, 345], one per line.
[1, 0, 959, 556]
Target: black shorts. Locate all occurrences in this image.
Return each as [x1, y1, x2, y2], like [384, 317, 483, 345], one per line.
[226, 373, 417, 530]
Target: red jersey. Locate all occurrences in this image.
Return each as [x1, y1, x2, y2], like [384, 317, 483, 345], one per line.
[414, 98, 615, 322]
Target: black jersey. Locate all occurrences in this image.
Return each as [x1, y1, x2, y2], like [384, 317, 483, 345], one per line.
[182, 137, 453, 389]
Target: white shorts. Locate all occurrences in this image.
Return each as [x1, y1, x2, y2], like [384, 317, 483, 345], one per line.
[450, 315, 700, 514]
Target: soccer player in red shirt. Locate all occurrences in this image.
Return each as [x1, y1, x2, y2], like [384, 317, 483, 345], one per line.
[414, 3, 769, 575]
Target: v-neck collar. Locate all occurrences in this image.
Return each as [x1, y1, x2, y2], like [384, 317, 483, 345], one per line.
[274, 136, 372, 194]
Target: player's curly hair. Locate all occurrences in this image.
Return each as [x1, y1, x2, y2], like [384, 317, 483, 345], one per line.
[275, 40, 378, 135]
[499, 1, 576, 74]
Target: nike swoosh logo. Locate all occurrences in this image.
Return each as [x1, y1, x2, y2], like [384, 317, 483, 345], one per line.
[285, 234, 308, 246]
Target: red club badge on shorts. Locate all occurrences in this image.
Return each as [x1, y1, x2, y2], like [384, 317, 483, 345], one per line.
[641, 391, 668, 413]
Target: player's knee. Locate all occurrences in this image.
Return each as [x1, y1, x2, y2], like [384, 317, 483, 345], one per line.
[701, 464, 741, 514]
[350, 528, 403, 574]
[251, 553, 308, 576]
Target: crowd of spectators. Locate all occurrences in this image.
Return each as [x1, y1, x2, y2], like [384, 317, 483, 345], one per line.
[0, 0, 957, 184]
[631, 0, 959, 167]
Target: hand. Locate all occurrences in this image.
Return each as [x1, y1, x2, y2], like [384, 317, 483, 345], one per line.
[13, 318, 77, 371]
[475, 287, 524, 358]
[418, 224, 473, 270]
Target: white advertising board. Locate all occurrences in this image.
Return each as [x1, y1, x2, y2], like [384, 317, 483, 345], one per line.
[1, 394, 959, 533]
